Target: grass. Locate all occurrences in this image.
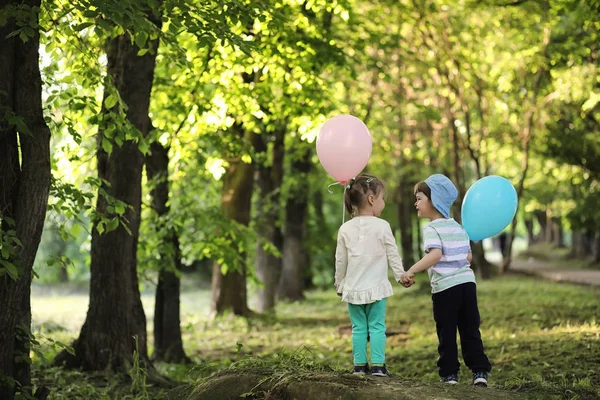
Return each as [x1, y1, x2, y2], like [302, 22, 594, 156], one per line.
[30, 274, 600, 399]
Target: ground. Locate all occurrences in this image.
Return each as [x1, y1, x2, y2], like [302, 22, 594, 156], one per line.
[30, 254, 600, 399]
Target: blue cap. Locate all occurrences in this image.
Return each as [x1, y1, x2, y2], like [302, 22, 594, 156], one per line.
[424, 174, 458, 219]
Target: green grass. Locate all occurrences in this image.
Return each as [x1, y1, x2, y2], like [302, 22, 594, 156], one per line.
[30, 275, 600, 399]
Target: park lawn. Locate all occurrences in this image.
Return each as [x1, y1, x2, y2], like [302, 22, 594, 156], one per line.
[31, 275, 599, 399]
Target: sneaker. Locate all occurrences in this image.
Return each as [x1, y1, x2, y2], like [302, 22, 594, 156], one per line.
[353, 364, 369, 375]
[473, 371, 488, 387]
[371, 365, 390, 377]
[441, 374, 458, 384]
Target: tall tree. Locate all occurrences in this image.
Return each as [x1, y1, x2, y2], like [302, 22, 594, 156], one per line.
[0, 1, 52, 397]
[254, 127, 285, 312]
[278, 141, 312, 301]
[210, 124, 255, 316]
[145, 139, 189, 363]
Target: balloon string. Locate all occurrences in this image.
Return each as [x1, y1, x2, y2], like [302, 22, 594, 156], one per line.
[342, 186, 346, 224]
[327, 181, 341, 194]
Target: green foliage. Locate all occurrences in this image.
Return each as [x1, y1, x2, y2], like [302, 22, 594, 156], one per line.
[0, 216, 21, 281]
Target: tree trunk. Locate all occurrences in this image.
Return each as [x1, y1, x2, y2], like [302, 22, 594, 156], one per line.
[146, 141, 189, 363]
[211, 126, 254, 316]
[569, 232, 584, 258]
[471, 241, 494, 279]
[552, 217, 564, 248]
[594, 233, 600, 264]
[524, 217, 535, 246]
[278, 145, 312, 301]
[534, 210, 547, 242]
[55, 18, 160, 371]
[582, 230, 594, 257]
[0, 1, 52, 397]
[254, 129, 285, 312]
[396, 179, 415, 267]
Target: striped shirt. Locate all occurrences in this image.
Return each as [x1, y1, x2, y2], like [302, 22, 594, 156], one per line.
[423, 218, 475, 293]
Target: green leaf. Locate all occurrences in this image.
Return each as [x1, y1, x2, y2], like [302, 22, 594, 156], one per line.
[74, 22, 94, 32]
[138, 140, 148, 155]
[105, 94, 118, 109]
[106, 217, 119, 232]
[59, 227, 69, 241]
[134, 32, 148, 49]
[4, 263, 18, 280]
[102, 138, 113, 153]
[115, 204, 126, 215]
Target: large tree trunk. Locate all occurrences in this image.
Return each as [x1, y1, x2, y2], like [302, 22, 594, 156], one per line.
[146, 141, 189, 363]
[254, 129, 285, 312]
[0, 1, 52, 397]
[278, 145, 312, 301]
[55, 17, 160, 371]
[211, 127, 254, 316]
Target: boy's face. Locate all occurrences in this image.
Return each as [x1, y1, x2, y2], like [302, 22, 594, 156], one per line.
[414, 192, 434, 218]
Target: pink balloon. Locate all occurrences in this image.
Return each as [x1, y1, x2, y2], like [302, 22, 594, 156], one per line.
[316, 115, 372, 182]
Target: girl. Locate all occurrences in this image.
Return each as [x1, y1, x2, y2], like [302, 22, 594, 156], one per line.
[401, 174, 492, 386]
[334, 174, 410, 376]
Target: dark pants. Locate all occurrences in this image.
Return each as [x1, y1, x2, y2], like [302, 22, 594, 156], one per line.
[432, 282, 492, 377]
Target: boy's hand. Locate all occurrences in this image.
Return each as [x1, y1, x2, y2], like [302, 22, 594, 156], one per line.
[399, 272, 415, 288]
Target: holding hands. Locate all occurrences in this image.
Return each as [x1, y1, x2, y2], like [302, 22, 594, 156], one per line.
[399, 271, 415, 288]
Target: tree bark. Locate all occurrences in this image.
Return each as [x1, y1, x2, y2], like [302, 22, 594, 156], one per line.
[55, 15, 160, 371]
[582, 230, 594, 256]
[533, 210, 547, 242]
[146, 141, 189, 363]
[552, 217, 564, 248]
[396, 178, 415, 267]
[254, 129, 285, 312]
[278, 144, 312, 301]
[594, 232, 600, 264]
[524, 217, 535, 246]
[211, 126, 254, 316]
[0, 1, 52, 397]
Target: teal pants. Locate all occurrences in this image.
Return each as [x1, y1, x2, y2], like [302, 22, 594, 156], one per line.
[348, 299, 386, 365]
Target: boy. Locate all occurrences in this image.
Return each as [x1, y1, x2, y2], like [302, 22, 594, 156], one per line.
[401, 174, 491, 386]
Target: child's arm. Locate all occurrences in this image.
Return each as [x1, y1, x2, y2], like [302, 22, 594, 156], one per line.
[334, 230, 348, 294]
[403, 226, 442, 281]
[467, 252, 473, 263]
[383, 223, 405, 282]
[406, 249, 442, 277]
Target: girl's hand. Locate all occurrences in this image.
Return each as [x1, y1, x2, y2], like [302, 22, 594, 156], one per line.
[400, 272, 415, 287]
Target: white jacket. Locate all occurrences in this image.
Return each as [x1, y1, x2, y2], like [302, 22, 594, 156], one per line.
[334, 216, 405, 304]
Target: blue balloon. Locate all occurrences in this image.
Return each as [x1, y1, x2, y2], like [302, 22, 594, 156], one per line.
[461, 176, 518, 242]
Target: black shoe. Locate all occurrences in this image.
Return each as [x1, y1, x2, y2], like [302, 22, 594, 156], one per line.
[353, 364, 369, 375]
[371, 364, 390, 377]
[473, 371, 488, 387]
[441, 373, 458, 384]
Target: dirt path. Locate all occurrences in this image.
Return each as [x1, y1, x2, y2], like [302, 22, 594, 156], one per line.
[509, 257, 600, 287]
